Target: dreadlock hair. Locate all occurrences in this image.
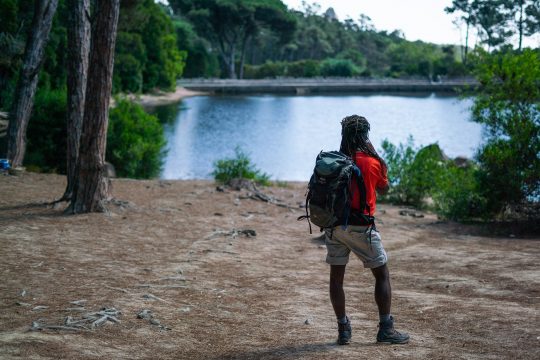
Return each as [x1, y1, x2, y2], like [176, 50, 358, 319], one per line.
[340, 115, 387, 172]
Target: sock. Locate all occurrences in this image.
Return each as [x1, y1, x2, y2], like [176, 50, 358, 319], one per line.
[379, 314, 391, 323]
[337, 315, 348, 324]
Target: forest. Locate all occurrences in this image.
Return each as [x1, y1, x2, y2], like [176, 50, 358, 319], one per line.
[0, 0, 538, 220]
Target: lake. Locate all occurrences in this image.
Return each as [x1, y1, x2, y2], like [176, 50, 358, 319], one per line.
[153, 93, 482, 181]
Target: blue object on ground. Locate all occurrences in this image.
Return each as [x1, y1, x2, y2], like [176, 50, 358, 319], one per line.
[0, 159, 11, 170]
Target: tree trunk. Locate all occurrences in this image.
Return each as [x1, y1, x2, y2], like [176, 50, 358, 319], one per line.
[61, 0, 90, 201]
[518, 1, 524, 51]
[228, 43, 237, 79]
[6, 0, 59, 168]
[238, 35, 250, 80]
[68, 0, 120, 214]
[464, 20, 470, 65]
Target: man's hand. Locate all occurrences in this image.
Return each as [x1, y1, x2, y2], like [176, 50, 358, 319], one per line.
[377, 184, 389, 195]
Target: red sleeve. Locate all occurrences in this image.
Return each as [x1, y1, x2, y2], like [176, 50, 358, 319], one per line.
[371, 160, 388, 189]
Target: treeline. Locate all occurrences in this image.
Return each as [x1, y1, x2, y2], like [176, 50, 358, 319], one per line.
[171, 0, 539, 80]
[170, 0, 468, 79]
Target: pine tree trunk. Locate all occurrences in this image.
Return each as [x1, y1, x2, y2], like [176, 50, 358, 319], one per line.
[6, 0, 58, 168]
[61, 0, 90, 201]
[68, 0, 120, 214]
[238, 35, 250, 80]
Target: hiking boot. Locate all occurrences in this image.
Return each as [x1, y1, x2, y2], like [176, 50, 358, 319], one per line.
[337, 317, 352, 345]
[376, 316, 409, 344]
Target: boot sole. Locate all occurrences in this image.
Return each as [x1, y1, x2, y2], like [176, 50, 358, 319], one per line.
[377, 338, 409, 345]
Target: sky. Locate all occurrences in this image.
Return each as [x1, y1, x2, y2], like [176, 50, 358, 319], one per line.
[282, 0, 539, 48]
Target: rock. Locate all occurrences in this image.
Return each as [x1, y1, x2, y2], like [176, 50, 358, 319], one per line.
[454, 156, 473, 168]
[104, 162, 116, 178]
[304, 318, 312, 325]
[216, 186, 225, 192]
[416, 144, 449, 162]
[228, 178, 257, 191]
[8, 167, 25, 176]
[137, 309, 153, 320]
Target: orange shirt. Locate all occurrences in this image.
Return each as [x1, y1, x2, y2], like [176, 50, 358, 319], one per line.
[351, 152, 388, 216]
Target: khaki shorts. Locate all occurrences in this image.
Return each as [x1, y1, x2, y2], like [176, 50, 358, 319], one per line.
[325, 226, 387, 268]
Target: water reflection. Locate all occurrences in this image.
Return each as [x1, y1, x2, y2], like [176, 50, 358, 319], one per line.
[153, 93, 480, 181]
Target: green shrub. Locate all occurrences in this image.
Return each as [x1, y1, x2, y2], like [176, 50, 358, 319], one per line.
[470, 49, 540, 216]
[212, 147, 270, 185]
[381, 136, 487, 220]
[254, 61, 287, 79]
[286, 59, 320, 77]
[107, 99, 166, 179]
[25, 88, 67, 173]
[432, 165, 487, 220]
[320, 58, 360, 77]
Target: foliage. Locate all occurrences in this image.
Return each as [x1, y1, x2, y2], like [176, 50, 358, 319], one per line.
[212, 147, 270, 185]
[107, 99, 166, 179]
[25, 88, 68, 173]
[446, 0, 540, 51]
[469, 49, 540, 215]
[285, 59, 320, 77]
[380, 137, 487, 220]
[173, 18, 220, 78]
[380, 137, 446, 206]
[320, 58, 360, 77]
[115, 0, 186, 93]
[169, 0, 297, 78]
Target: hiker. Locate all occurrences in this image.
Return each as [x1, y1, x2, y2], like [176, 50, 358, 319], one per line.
[326, 115, 409, 345]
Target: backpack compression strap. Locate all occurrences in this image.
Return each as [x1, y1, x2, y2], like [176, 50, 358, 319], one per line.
[297, 192, 313, 234]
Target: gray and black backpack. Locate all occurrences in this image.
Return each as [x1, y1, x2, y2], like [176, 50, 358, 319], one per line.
[298, 151, 374, 233]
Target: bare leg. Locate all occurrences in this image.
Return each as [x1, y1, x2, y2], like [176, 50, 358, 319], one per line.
[329, 265, 346, 319]
[370, 263, 391, 315]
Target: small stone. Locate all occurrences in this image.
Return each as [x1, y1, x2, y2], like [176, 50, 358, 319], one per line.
[216, 186, 225, 192]
[150, 318, 161, 326]
[304, 319, 312, 325]
[179, 307, 191, 313]
[214, 212, 224, 216]
[32, 305, 48, 311]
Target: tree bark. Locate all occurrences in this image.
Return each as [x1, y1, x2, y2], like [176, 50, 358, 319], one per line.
[464, 20, 470, 65]
[61, 0, 90, 201]
[238, 35, 251, 80]
[6, 0, 59, 168]
[68, 0, 120, 214]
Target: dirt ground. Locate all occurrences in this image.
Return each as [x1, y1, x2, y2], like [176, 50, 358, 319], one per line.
[1, 172, 539, 359]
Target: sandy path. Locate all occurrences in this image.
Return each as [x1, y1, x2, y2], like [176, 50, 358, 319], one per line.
[0, 173, 538, 359]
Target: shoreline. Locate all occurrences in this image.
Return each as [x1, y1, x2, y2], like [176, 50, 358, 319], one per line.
[125, 86, 207, 107]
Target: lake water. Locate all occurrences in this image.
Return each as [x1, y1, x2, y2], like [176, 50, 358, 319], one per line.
[154, 93, 482, 181]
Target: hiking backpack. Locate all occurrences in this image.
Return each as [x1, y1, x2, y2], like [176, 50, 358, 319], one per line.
[298, 151, 374, 233]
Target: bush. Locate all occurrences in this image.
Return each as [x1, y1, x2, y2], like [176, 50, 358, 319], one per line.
[286, 60, 320, 78]
[107, 99, 166, 179]
[320, 58, 360, 77]
[469, 49, 540, 216]
[432, 165, 487, 220]
[380, 137, 486, 220]
[380, 137, 446, 206]
[212, 147, 270, 185]
[25, 88, 67, 173]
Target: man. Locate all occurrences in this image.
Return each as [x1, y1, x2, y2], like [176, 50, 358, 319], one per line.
[325, 115, 409, 345]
